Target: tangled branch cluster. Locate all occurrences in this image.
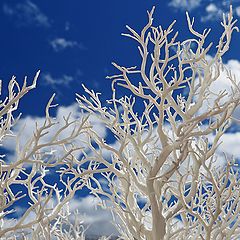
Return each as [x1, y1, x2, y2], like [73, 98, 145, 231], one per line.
[77, 6, 240, 240]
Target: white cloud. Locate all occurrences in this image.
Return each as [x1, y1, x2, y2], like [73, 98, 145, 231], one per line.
[168, 0, 240, 21]
[3, 196, 118, 238]
[201, 3, 240, 22]
[168, 0, 202, 11]
[206, 3, 218, 13]
[50, 38, 85, 52]
[212, 58, 240, 118]
[65, 21, 70, 31]
[69, 196, 118, 236]
[201, 3, 223, 22]
[2, 103, 106, 164]
[213, 132, 240, 158]
[211, 59, 240, 95]
[7, 196, 118, 237]
[180, 56, 240, 163]
[3, 1, 50, 27]
[42, 73, 74, 87]
[41, 70, 83, 93]
[236, 6, 240, 17]
[190, 56, 240, 119]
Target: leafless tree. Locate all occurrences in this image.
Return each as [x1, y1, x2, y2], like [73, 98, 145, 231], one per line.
[1, 5, 240, 240]
[76, 6, 240, 240]
[0, 72, 99, 239]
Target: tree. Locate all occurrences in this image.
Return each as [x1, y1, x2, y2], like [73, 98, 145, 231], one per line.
[76, 6, 240, 240]
[0, 72, 99, 239]
[1, 5, 240, 240]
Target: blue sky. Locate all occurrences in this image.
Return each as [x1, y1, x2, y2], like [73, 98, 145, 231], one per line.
[1, 0, 240, 116]
[2, 0, 240, 236]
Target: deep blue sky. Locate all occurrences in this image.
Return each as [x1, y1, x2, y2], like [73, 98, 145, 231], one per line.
[0, 0, 239, 116]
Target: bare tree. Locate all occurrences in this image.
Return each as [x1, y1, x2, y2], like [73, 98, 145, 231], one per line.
[1, 5, 240, 240]
[76, 6, 240, 240]
[0, 72, 99, 239]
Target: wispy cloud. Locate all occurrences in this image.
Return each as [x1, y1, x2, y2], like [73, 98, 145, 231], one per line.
[168, 0, 202, 11]
[236, 6, 240, 16]
[168, 0, 240, 19]
[3, 0, 50, 28]
[201, 2, 240, 22]
[50, 38, 86, 52]
[201, 3, 223, 22]
[65, 21, 70, 31]
[41, 71, 83, 96]
[42, 73, 74, 88]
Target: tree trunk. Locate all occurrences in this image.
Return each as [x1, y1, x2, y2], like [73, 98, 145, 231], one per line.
[147, 179, 166, 240]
